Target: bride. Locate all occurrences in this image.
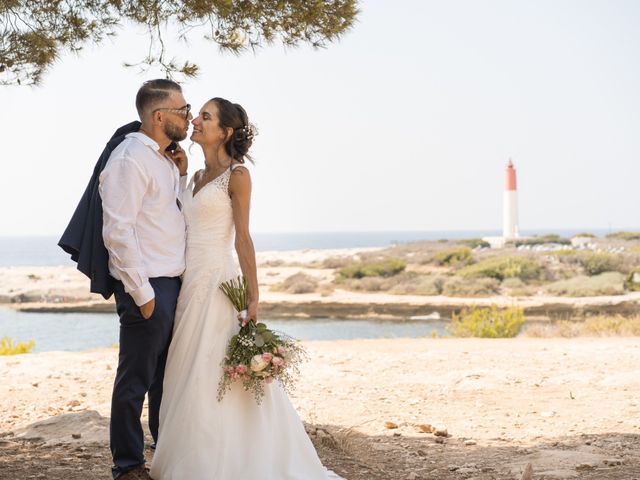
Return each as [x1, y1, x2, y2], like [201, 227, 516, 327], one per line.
[149, 98, 342, 480]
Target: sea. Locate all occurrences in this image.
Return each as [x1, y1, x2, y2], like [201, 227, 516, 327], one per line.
[0, 229, 612, 267]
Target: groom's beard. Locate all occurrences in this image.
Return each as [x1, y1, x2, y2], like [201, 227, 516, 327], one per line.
[164, 121, 188, 142]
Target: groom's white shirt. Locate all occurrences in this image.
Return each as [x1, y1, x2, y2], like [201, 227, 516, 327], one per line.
[99, 132, 187, 306]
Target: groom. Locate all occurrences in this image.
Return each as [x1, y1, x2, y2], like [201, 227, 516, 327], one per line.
[100, 79, 191, 479]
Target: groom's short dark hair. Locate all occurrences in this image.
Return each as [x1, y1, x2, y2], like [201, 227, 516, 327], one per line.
[136, 79, 182, 119]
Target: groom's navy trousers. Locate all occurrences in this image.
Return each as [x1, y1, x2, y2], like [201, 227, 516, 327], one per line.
[110, 276, 181, 479]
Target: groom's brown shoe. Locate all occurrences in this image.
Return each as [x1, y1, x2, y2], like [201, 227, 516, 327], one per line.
[118, 465, 153, 480]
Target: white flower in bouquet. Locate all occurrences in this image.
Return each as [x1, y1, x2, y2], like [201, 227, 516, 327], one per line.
[250, 354, 269, 372]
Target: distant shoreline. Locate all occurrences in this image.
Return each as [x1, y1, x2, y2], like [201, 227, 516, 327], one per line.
[2, 240, 639, 321]
[0, 228, 634, 267]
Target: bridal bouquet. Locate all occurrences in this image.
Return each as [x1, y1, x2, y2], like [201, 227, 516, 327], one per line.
[217, 276, 306, 404]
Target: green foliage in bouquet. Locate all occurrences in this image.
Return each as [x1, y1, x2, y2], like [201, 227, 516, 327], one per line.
[217, 276, 306, 404]
[449, 305, 525, 338]
[0, 336, 35, 355]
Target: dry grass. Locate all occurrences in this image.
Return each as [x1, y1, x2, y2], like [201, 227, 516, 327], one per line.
[545, 272, 625, 297]
[441, 276, 500, 297]
[272, 272, 319, 294]
[526, 315, 640, 337]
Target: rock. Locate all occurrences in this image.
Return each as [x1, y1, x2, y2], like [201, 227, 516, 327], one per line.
[433, 426, 448, 437]
[416, 424, 433, 433]
[435, 437, 445, 444]
[71, 433, 82, 439]
[407, 473, 418, 480]
[576, 463, 596, 470]
[457, 467, 477, 475]
[13, 411, 109, 446]
[384, 421, 399, 429]
[520, 463, 533, 480]
[393, 432, 401, 437]
[416, 449, 427, 457]
[67, 400, 81, 408]
[464, 439, 476, 446]
[603, 458, 622, 466]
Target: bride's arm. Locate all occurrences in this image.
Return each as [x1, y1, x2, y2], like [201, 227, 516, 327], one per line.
[229, 166, 259, 321]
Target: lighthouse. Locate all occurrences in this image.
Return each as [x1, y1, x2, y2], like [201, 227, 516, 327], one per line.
[503, 159, 519, 239]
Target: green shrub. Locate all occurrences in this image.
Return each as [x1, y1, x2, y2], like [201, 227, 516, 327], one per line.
[459, 238, 491, 249]
[457, 256, 541, 281]
[449, 305, 525, 338]
[573, 232, 597, 238]
[390, 275, 445, 295]
[273, 272, 319, 294]
[546, 249, 576, 256]
[606, 231, 640, 241]
[0, 337, 36, 355]
[502, 277, 537, 296]
[514, 234, 571, 246]
[338, 258, 406, 279]
[434, 246, 472, 266]
[442, 277, 500, 297]
[626, 269, 640, 292]
[322, 256, 354, 269]
[545, 272, 625, 296]
[578, 252, 621, 276]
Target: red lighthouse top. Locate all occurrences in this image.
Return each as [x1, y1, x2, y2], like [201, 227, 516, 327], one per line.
[505, 159, 517, 191]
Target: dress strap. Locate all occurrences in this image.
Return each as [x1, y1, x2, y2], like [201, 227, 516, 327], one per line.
[187, 171, 200, 191]
[230, 163, 247, 172]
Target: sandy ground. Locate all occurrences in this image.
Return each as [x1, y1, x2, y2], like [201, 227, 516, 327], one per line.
[2, 337, 640, 479]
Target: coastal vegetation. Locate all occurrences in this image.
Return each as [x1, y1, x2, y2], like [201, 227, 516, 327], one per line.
[526, 315, 640, 337]
[337, 258, 406, 279]
[323, 235, 640, 298]
[449, 305, 525, 338]
[606, 231, 640, 241]
[273, 272, 320, 294]
[0, 336, 35, 355]
[267, 234, 640, 300]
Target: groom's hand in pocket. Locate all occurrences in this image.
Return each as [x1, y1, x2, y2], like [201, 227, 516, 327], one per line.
[140, 298, 156, 320]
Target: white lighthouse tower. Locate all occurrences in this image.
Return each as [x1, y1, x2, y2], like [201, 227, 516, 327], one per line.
[503, 159, 519, 239]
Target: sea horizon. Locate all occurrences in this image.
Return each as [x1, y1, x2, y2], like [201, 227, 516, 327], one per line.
[0, 228, 632, 267]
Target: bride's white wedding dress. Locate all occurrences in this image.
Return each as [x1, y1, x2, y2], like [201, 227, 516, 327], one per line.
[150, 167, 343, 480]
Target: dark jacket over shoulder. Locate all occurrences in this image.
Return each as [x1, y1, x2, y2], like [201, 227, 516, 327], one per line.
[58, 121, 141, 299]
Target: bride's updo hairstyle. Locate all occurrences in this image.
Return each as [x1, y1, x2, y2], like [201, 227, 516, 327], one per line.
[210, 97, 256, 164]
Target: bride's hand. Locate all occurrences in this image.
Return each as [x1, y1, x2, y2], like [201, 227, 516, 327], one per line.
[167, 144, 188, 176]
[246, 300, 258, 323]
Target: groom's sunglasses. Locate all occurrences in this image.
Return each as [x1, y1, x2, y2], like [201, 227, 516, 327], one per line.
[154, 104, 191, 119]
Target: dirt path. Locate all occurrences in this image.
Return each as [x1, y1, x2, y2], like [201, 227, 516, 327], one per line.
[2, 338, 640, 479]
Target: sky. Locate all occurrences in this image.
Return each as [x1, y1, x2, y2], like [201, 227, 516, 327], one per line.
[1, 0, 639, 236]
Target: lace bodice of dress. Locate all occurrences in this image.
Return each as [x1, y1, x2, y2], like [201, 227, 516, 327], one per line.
[183, 168, 235, 261]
